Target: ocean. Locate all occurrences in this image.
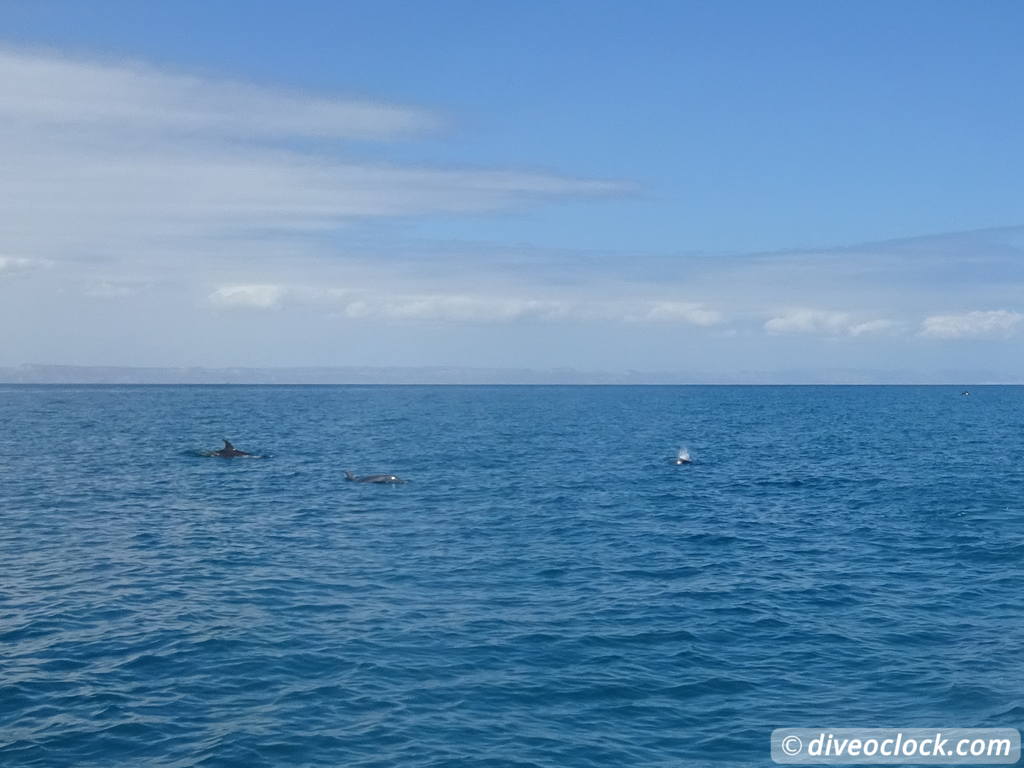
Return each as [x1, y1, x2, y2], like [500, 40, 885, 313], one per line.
[1, 385, 1022, 766]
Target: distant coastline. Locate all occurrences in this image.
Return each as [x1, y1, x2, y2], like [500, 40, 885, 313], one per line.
[0, 364, 1019, 386]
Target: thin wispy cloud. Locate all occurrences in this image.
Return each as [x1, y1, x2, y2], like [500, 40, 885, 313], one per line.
[82, 281, 143, 298]
[0, 48, 438, 140]
[209, 286, 726, 327]
[342, 295, 570, 323]
[631, 302, 723, 326]
[0, 47, 624, 270]
[339, 297, 726, 325]
[764, 309, 895, 337]
[0, 256, 38, 274]
[210, 284, 287, 309]
[1, 44, 1021, 376]
[920, 310, 1022, 339]
[847, 319, 898, 337]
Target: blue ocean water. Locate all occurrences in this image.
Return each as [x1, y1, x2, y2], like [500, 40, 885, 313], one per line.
[1, 385, 1022, 767]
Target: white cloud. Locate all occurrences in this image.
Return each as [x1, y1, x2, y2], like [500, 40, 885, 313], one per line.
[633, 301, 723, 326]
[0, 47, 624, 270]
[765, 309, 851, 335]
[0, 48, 438, 140]
[83, 281, 141, 298]
[322, 293, 727, 326]
[342, 295, 570, 323]
[0, 256, 37, 274]
[765, 309, 894, 337]
[920, 310, 1023, 339]
[848, 319, 898, 336]
[210, 284, 286, 309]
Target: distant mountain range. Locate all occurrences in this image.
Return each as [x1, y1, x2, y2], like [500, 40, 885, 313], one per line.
[0, 364, 1018, 385]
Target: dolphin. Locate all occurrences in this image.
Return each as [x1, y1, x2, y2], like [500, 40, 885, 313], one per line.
[211, 439, 252, 458]
[345, 470, 404, 484]
[675, 456, 692, 465]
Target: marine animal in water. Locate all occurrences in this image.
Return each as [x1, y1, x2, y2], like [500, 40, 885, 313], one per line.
[211, 439, 252, 458]
[345, 471, 404, 484]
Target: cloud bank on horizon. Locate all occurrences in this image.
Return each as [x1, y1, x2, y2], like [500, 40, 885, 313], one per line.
[0, 39, 1021, 377]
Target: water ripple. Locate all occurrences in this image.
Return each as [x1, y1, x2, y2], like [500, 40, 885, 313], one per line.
[1, 385, 1022, 766]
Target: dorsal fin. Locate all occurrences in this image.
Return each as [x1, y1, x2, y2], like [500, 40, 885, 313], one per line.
[223, 439, 234, 450]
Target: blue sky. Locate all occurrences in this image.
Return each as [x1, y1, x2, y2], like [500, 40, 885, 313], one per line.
[1, 1, 1022, 378]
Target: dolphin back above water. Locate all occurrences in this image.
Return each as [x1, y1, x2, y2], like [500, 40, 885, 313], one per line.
[345, 470, 404, 484]
[211, 439, 252, 458]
